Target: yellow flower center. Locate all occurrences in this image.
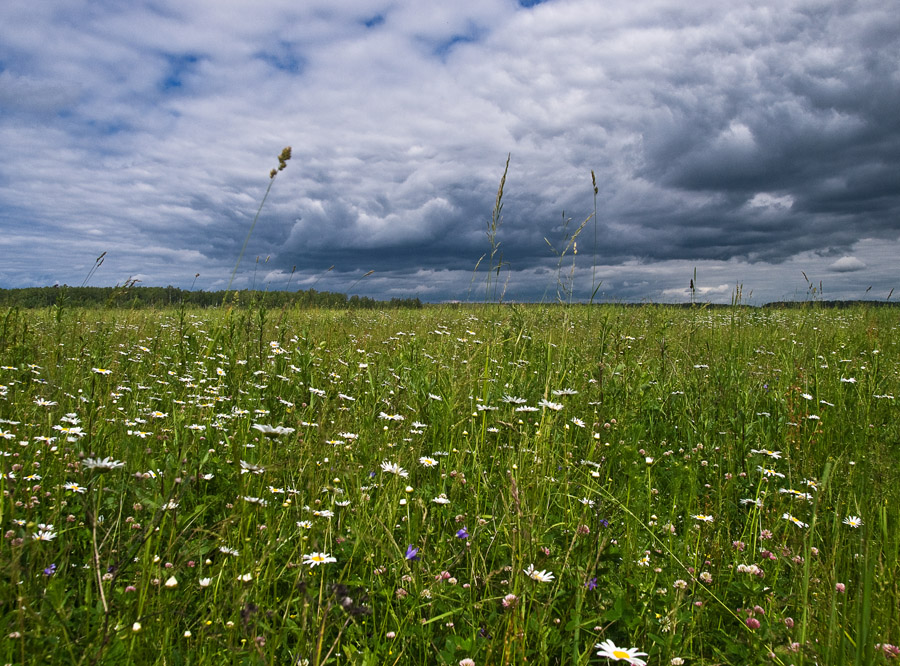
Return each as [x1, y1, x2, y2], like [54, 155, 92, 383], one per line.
[613, 650, 630, 659]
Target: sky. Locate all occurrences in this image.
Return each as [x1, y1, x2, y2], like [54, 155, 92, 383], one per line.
[1, 0, 898, 304]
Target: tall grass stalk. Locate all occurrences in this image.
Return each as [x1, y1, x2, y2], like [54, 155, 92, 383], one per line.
[472, 154, 511, 305]
[224, 147, 292, 301]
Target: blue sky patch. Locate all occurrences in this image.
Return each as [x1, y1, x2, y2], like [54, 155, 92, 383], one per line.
[363, 14, 385, 28]
[430, 23, 486, 60]
[160, 53, 201, 91]
[255, 45, 306, 74]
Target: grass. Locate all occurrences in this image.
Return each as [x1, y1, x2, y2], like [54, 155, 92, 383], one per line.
[0, 301, 898, 665]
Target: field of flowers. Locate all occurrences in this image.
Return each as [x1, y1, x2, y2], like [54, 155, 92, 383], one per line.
[0, 302, 898, 665]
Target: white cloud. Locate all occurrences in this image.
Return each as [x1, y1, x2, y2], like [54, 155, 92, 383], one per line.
[829, 256, 866, 273]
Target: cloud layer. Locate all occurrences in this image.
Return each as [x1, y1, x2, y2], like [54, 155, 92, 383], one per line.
[1, 0, 898, 303]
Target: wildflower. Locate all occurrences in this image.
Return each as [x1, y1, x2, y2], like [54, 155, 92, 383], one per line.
[302, 552, 336, 567]
[523, 564, 555, 583]
[132, 622, 142, 632]
[779, 488, 813, 501]
[251, 424, 295, 436]
[693, 514, 714, 523]
[835, 582, 846, 593]
[782, 513, 808, 528]
[757, 466, 785, 478]
[242, 496, 268, 507]
[750, 448, 782, 459]
[33, 528, 57, 541]
[502, 593, 519, 608]
[842, 515, 863, 528]
[432, 494, 450, 505]
[876, 644, 900, 658]
[405, 545, 420, 561]
[164, 576, 178, 588]
[380, 461, 409, 477]
[43, 563, 57, 576]
[53, 425, 85, 439]
[455, 527, 469, 539]
[199, 578, 212, 588]
[82, 457, 125, 472]
[218, 546, 240, 557]
[459, 659, 476, 666]
[418, 456, 438, 468]
[63, 482, 88, 494]
[296, 520, 312, 529]
[595, 639, 648, 665]
[237, 573, 253, 582]
[240, 460, 265, 475]
[92, 368, 112, 375]
[537, 399, 563, 411]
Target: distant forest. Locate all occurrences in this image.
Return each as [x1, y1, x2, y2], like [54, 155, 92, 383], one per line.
[0, 286, 896, 310]
[0, 285, 423, 309]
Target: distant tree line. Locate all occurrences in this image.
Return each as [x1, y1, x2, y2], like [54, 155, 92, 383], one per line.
[0, 285, 423, 310]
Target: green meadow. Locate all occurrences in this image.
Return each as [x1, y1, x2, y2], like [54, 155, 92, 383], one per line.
[0, 301, 898, 665]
